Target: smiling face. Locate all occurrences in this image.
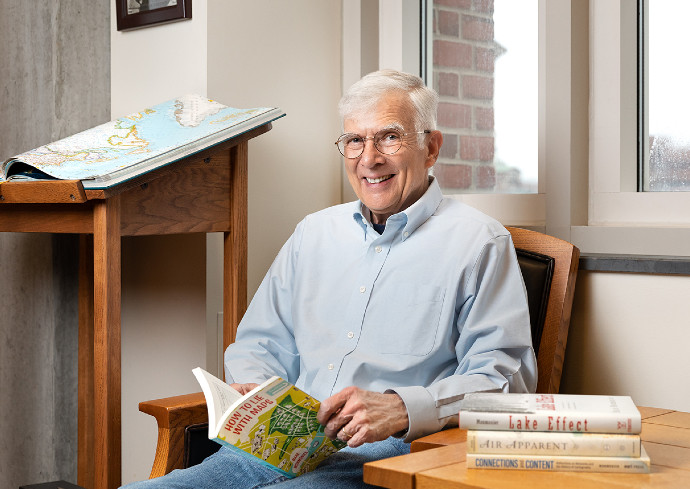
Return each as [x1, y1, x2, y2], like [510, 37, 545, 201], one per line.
[343, 91, 442, 225]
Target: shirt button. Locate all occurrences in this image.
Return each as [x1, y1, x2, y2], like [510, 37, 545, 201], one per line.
[375, 245, 382, 253]
[328, 363, 334, 370]
[347, 331, 354, 339]
[403, 231, 409, 238]
[359, 285, 366, 293]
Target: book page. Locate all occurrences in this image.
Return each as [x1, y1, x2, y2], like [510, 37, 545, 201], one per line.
[193, 368, 243, 432]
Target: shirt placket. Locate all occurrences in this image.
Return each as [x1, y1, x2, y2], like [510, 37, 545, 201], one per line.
[325, 223, 397, 395]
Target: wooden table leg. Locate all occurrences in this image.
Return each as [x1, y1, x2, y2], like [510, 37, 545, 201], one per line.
[78, 234, 95, 489]
[93, 196, 122, 489]
[223, 142, 249, 354]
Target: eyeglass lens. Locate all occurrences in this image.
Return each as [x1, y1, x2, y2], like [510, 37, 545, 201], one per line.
[337, 130, 403, 158]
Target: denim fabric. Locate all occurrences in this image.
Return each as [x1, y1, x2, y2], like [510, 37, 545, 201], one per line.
[120, 437, 410, 489]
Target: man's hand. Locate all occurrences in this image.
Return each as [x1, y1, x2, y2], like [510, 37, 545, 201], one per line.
[230, 383, 259, 395]
[317, 386, 409, 448]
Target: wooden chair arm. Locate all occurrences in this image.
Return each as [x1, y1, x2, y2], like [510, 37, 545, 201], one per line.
[139, 392, 208, 478]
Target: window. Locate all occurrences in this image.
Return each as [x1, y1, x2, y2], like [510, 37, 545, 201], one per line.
[580, 0, 690, 254]
[643, 0, 690, 191]
[428, 0, 538, 194]
[344, 0, 690, 253]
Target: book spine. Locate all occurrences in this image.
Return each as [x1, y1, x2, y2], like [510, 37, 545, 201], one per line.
[466, 430, 641, 457]
[466, 451, 650, 473]
[459, 410, 641, 434]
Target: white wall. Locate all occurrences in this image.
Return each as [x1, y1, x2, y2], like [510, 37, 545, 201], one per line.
[110, 2, 210, 483]
[110, 4, 208, 114]
[561, 271, 690, 412]
[207, 0, 343, 298]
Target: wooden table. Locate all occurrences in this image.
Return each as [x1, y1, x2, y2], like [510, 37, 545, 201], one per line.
[364, 406, 690, 488]
[0, 123, 271, 489]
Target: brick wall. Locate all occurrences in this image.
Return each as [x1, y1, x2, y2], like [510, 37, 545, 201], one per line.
[432, 0, 499, 191]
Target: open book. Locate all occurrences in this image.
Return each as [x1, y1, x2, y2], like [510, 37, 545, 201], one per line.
[192, 368, 346, 478]
[0, 94, 284, 189]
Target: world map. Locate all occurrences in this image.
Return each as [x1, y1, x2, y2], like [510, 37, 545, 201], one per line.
[0, 94, 281, 188]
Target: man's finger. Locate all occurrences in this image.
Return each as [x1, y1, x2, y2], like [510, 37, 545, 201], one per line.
[317, 389, 351, 425]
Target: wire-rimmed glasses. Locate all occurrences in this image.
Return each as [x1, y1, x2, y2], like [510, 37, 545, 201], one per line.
[335, 129, 431, 159]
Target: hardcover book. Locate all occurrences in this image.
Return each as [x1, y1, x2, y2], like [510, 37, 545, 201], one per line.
[459, 393, 641, 434]
[1, 94, 284, 189]
[192, 367, 345, 478]
[466, 445, 650, 473]
[466, 429, 641, 457]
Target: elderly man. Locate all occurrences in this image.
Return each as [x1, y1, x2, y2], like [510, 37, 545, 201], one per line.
[121, 69, 536, 489]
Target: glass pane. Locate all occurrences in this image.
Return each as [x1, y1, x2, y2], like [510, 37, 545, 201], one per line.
[430, 0, 538, 194]
[645, 0, 690, 191]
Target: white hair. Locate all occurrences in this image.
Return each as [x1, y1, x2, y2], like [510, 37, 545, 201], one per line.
[338, 69, 438, 145]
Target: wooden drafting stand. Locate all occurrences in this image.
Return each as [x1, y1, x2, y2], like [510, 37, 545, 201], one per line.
[0, 121, 274, 489]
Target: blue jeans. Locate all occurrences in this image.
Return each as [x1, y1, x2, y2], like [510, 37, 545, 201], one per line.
[120, 437, 410, 489]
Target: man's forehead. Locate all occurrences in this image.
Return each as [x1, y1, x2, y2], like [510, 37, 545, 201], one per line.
[344, 92, 415, 131]
[344, 108, 413, 133]
[343, 121, 406, 134]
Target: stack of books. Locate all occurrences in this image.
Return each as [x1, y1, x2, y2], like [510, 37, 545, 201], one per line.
[459, 393, 650, 473]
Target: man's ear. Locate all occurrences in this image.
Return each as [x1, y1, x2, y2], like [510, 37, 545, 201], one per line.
[424, 130, 443, 169]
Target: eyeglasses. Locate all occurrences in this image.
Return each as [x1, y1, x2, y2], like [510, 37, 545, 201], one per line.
[335, 129, 431, 159]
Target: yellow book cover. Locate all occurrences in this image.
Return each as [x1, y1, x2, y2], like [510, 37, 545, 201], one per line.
[192, 367, 346, 478]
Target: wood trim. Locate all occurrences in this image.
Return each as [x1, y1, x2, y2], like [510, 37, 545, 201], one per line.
[0, 203, 94, 233]
[93, 196, 122, 489]
[223, 142, 249, 354]
[0, 179, 87, 203]
[78, 235, 95, 489]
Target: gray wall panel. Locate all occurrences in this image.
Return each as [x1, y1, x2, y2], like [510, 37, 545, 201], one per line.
[0, 0, 109, 486]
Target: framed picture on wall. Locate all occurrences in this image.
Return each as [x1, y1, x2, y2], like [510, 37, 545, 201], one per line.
[116, 0, 192, 31]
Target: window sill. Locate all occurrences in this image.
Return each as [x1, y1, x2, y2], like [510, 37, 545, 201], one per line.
[579, 253, 690, 275]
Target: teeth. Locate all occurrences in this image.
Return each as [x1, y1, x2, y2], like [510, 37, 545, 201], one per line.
[366, 175, 392, 184]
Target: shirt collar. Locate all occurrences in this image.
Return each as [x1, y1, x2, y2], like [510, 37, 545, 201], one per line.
[351, 176, 443, 241]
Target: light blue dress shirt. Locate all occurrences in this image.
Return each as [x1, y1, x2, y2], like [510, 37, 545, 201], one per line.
[225, 177, 537, 441]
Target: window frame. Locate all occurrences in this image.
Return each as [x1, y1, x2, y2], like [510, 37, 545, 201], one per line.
[423, 0, 557, 232]
[577, 0, 690, 255]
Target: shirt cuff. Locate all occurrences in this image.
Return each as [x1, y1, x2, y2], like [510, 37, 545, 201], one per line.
[386, 385, 444, 442]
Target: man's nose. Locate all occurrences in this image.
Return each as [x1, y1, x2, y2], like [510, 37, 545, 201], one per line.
[359, 139, 382, 166]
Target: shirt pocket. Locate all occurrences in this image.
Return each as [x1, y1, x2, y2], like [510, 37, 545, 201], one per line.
[365, 282, 446, 356]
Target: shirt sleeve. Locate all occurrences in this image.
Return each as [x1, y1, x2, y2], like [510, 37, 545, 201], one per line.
[223, 221, 304, 386]
[390, 233, 538, 441]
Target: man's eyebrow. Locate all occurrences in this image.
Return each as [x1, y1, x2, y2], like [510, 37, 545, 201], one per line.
[378, 122, 405, 132]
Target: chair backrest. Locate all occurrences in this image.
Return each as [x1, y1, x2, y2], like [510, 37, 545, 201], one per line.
[507, 227, 579, 394]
